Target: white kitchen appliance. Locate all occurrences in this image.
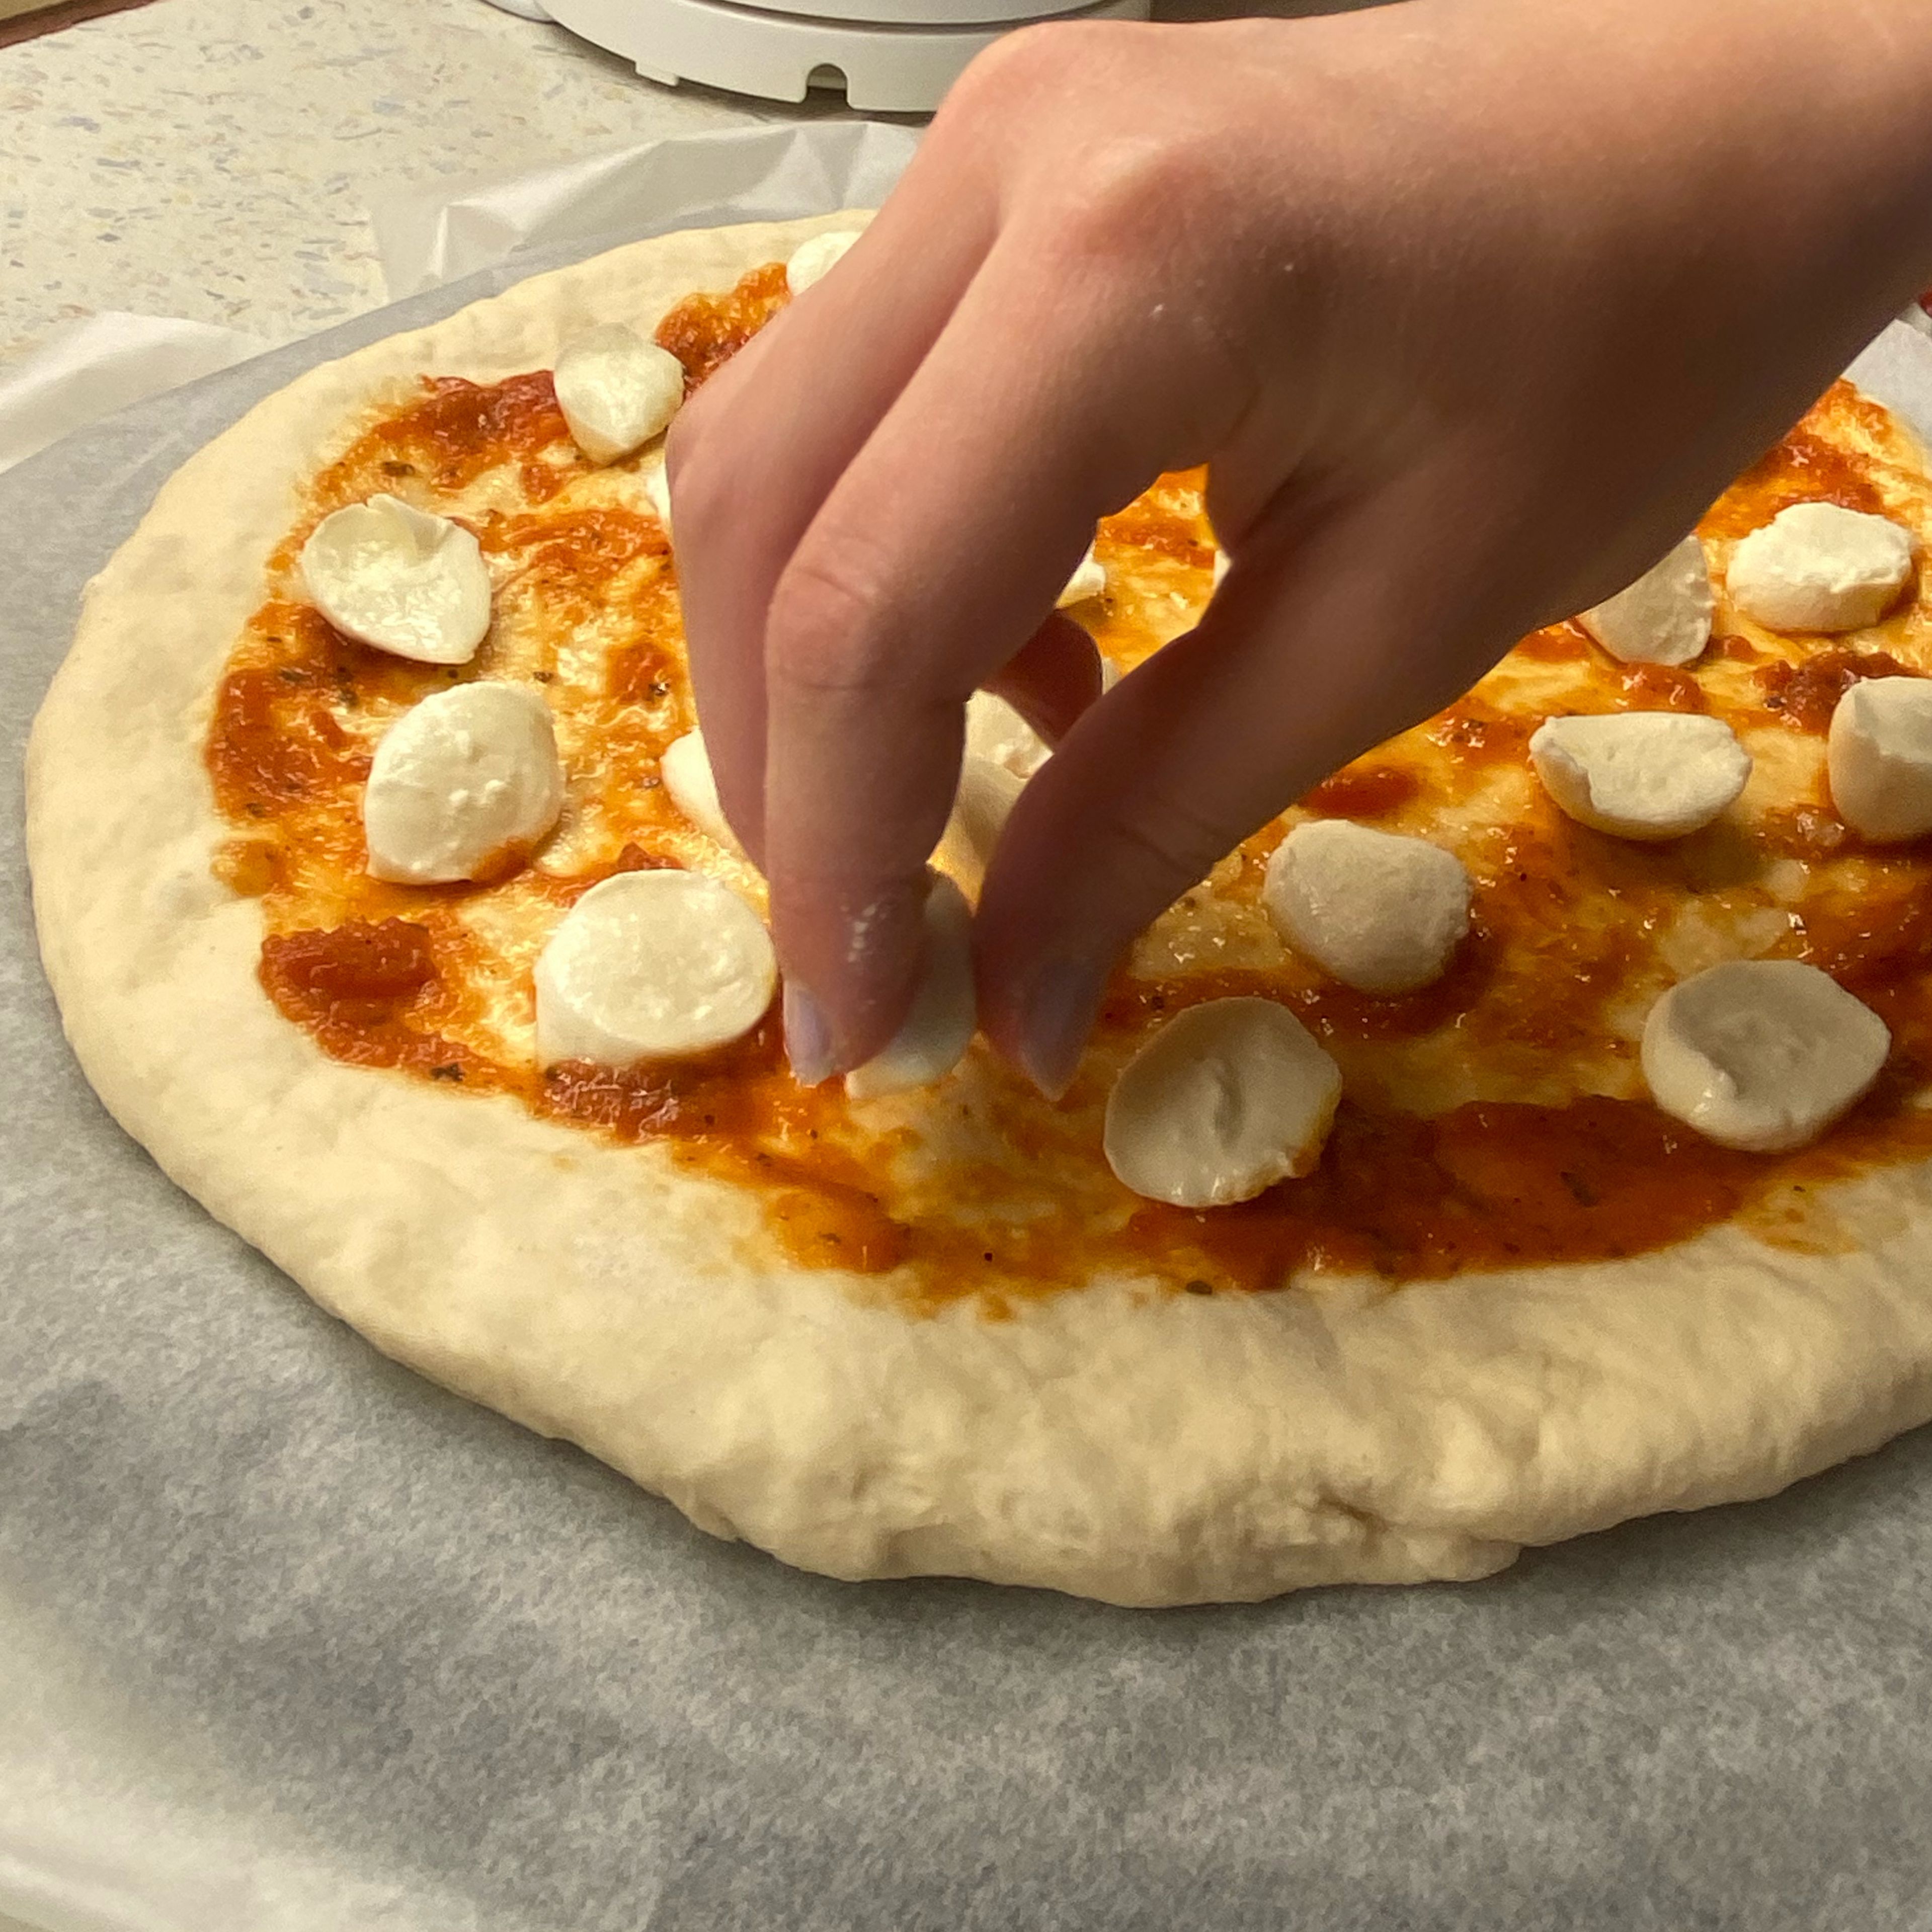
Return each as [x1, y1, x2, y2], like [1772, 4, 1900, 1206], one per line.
[487, 0, 1149, 114]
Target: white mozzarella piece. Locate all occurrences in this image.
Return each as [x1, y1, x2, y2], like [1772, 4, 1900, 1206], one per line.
[1641, 958, 1888, 1152]
[363, 682, 563, 883]
[1211, 549, 1231, 589]
[553, 324, 686, 465]
[1727, 502, 1915, 633]
[299, 494, 492, 665]
[785, 228, 862, 294]
[1056, 544, 1106, 608]
[534, 870, 776, 1066]
[1103, 997, 1342, 1209]
[845, 874, 977, 1100]
[931, 754, 1026, 895]
[638, 448, 673, 536]
[964, 691, 1051, 779]
[1261, 820, 1471, 995]
[1529, 711, 1751, 841]
[1827, 675, 1932, 841]
[1577, 534, 1714, 666]
[661, 729, 740, 851]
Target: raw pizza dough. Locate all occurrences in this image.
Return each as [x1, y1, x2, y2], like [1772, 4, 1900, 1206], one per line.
[27, 213, 1932, 1607]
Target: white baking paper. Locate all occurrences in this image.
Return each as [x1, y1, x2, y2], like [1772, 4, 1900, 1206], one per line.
[369, 121, 919, 298]
[1849, 318, 1932, 439]
[0, 314, 271, 476]
[8, 133, 1932, 1932]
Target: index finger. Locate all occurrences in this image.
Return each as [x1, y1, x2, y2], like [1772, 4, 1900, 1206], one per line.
[669, 154, 995, 870]
[758, 214, 1252, 1075]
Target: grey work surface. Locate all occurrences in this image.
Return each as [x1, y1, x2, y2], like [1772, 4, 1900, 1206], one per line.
[9, 186, 1932, 1932]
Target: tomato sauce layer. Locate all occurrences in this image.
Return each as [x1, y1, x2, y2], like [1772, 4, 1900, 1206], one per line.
[208, 271, 1932, 1305]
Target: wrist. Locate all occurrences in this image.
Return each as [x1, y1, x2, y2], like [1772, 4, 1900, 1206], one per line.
[1416, 0, 1932, 315]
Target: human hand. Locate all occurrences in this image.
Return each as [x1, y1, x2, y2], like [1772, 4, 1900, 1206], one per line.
[669, 0, 1932, 1093]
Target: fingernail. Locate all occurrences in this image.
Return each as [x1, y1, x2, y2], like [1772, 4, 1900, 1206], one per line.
[784, 979, 836, 1087]
[1017, 956, 1102, 1101]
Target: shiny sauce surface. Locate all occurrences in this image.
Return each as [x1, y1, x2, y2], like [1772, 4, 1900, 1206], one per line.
[207, 269, 1932, 1304]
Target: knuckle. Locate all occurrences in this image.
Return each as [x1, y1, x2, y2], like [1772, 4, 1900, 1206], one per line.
[766, 539, 907, 696]
[1103, 783, 1241, 905]
[947, 21, 1060, 107]
[663, 419, 727, 530]
[1055, 136, 1204, 260]
[946, 21, 1149, 136]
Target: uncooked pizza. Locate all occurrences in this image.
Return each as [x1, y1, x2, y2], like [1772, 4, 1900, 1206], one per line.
[28, 214, 1932, 1605]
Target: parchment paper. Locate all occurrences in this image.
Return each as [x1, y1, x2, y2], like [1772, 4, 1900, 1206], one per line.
[370, 123, 920, 299]
[9, 131, 1932, 1931]
[0, 316, 272, 477]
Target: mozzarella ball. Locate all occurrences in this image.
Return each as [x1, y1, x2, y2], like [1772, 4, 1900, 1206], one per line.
[364, 682, 563, 884]
[1104, 997, 1342, 1209]
[845, 873, 977, 1100]
[661, 728, 739, 851]
[1727, 502, 1915, 633]
[1641, 958, 1888, 1152]
[300, 494, 492, 665]
[1827, 675, 1932, 841]
[1262, 820, 1472, 995]
[931, 754, 1027, 897]
[964, 691, 1051, 779]
[1530, 712, 1751, 841]
[1577, 535, 1714, 666]
[785, 229, 862, 294]
[534, 871, 776, 1066]
[637, 447, 673, 535]
[554, 323, 686, 465]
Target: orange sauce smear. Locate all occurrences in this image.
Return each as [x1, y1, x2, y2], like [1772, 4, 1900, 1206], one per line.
[207, 274, 1932, 1305]
[654, 262, 791, 388]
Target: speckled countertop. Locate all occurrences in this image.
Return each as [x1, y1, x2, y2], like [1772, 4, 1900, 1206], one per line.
[0, 0, 841, 368]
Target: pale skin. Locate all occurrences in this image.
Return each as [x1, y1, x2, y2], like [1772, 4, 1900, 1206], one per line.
[668, 0, 1932, 1093]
